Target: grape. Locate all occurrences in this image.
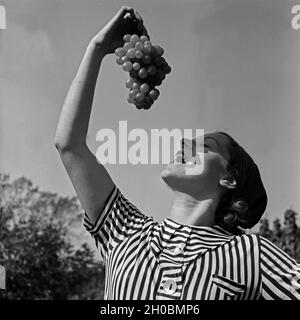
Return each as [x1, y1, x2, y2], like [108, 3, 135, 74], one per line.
[135, 41, 144, 51]
[130, 34, 140, 45]
[135, 98, 143, 106]
[144, 40, 152, 47]
[162, 64, 171, 74]
[147, 65, 157, 76]
[142, 55, 152, 65]
[140, 35, 149, 43]
[154, 78, 162, 86]
[127, 96, 135, 104]
[154, 45, 164, 56]
[149, 89, 160, 100]
[144, 96, 154, 109]
[159, 72, 166, 81]
[140, 83, 150, 94]
[125, 78, 134, 89]
[143, 45, 152, 55]
[132, 81, 140, 90]
[161, 60, 168, 69]
[133, 62, 141, 71]
[146, 75, 155, 87]
[129, 88, 139, 98]
[126, 48, 136, 59]
[120, 56, 128, 64]
[122, 61, 133, 72]
[161, 73, 166, 81]
[143, 103, 152, 110]
[150, 46, 157, 57]
[115, 47, 126, 57]
[136, 92, 145, 102]
[123, 34, 131, 42]
[135, 50, 143, 59]
[116, 56, 123, 65]
[138, 68, 148, 79]
[145, 95, 153, 103]
[123, 42, 133, 51]
[154, 56, 163, 66]
[156, 69, 166, 80]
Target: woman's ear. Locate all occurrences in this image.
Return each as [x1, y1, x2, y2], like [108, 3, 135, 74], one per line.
[219, 176, 237, 190]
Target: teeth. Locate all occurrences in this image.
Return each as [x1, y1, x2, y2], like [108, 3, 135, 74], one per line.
[170, 152, 200, 165]
[170, 151, 188, 164]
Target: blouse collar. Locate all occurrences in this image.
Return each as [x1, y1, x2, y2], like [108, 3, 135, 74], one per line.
[164, 217, 234, 237]
[150, 217, 234, 265]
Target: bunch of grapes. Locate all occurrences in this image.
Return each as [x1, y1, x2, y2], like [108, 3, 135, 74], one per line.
[115, 34, 171, 110]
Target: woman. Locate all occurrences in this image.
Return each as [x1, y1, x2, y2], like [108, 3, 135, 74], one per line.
[54, 7, 300, 300]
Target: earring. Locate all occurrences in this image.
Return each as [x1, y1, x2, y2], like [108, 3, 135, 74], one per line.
[219, 177, 236, 189]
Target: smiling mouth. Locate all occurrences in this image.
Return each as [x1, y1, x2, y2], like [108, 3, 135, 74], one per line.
[170, 151, 187, 164]
[170, 150, 201, 165]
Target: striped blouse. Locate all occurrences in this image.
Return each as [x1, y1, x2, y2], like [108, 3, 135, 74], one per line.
[83, 185, 300, 300]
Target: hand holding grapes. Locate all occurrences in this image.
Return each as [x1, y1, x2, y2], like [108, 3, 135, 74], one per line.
[90, 7, 171, 110]
[91, 6, 148, 55]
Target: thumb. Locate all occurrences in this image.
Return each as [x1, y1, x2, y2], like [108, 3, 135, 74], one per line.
[104, 6, 134, 35]
[112, 6, 134, 24]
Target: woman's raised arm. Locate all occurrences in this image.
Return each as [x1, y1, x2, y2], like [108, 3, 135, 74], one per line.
[54, 7, 145, 224]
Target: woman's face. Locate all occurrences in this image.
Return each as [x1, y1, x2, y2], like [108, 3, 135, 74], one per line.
[160, 132, 232, 199]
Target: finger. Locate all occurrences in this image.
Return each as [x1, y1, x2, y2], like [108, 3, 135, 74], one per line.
[135, 17, 149, 39]
[133, 10, 143, 24]
[133, 11, 149, 38]
[136, 23, 147, 38]
[137, 23, 149, 39]
[106, 6, 134, 35]
[120, 6, 134, 16]
[113, 6, 134, 23]
[141, 25, 150, 40]
[136, 20, 143, 32]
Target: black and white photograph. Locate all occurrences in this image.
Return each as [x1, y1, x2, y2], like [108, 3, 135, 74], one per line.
[0, 0, 300, 307]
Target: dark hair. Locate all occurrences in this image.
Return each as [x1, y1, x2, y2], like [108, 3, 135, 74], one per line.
[215, 162, 248, 235]
[211, 131, 267, 232]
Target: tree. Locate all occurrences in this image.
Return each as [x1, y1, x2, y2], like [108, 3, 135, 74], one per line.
[259, 218, 272, 240]
[271, 218, 282, 248]
[280, 209, 300, 261]
[258, 209, 300, 263]
[0, 173, 105, 299]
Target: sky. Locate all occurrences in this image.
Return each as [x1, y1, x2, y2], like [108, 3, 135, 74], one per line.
[0, 0, 300, 229]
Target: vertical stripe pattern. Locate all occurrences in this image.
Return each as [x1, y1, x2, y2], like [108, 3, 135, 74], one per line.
[83, 185, 300, 300]
[260, 237, 300, 300]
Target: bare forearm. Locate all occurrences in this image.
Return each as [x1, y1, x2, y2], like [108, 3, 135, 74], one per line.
[55, 6, 145, 152]
[55, 40, 107, 151]
[53, 7, 146, 222]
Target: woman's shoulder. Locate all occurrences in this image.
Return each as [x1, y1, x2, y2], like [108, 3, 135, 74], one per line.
[232, 233, 293, 260]
[229, 232, 262, 247]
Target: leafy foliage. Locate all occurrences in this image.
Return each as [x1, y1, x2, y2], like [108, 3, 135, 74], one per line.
[0, 174, 105, 300]
[258, 209, 300, 262]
